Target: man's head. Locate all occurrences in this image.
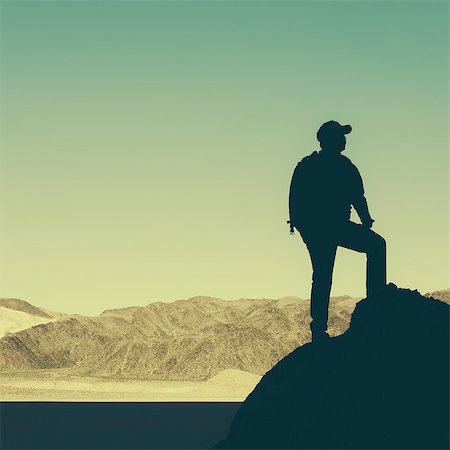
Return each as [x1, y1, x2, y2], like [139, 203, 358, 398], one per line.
[317, 120, 352, 153]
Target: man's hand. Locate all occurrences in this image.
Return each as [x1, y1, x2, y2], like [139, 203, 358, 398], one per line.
[362, 219, 375, 229]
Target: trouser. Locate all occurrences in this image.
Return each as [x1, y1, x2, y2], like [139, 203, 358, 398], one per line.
[304, 222, 386, 335]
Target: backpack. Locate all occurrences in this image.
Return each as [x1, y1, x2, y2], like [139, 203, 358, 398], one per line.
[287, 151, 319, 235]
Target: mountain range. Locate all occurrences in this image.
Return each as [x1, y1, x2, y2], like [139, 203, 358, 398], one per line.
[0, 290, 448, 381]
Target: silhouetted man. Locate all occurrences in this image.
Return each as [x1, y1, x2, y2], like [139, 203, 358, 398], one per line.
[288, 121, 386, 341]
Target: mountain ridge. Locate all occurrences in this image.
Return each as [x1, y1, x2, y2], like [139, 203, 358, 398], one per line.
[0, 294, 358, 380]
[0, 298, 52, 319]
[0, 289, 448, 382]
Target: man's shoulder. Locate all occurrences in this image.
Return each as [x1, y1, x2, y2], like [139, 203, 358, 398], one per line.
[338, 154, 359, 171]
[339, 154, 353, 164]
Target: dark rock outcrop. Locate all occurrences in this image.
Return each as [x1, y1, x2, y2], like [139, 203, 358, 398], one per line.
[215, 285, 449, 449]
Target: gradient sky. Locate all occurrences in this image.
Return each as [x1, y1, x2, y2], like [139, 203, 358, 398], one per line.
[1, 1, 448, 315]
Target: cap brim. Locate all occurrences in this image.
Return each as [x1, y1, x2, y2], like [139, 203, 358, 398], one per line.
[341, 124, 352, 134]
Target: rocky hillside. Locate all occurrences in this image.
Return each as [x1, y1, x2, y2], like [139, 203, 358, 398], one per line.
[0, 295, 357, 381]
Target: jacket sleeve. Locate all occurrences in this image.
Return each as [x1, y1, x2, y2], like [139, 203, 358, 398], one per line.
[350, 164, 373, 225]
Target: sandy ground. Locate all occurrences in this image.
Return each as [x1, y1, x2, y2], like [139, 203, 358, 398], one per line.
[0, 369, 261, 402]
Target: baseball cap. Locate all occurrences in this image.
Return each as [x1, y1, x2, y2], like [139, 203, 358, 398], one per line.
[317, 120, 352, 142]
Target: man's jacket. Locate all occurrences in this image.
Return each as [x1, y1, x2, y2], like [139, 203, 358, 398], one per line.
[288, 151, 373, 242]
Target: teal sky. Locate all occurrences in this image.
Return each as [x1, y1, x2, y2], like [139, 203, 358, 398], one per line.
[1, 1, 448, 315]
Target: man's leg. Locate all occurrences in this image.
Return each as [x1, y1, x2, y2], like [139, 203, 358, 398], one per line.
[307, 241, 337, 338]
[337, 222, 387, 296]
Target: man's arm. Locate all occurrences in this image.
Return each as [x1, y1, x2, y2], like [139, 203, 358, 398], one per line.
[350, 164, 374, 228]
